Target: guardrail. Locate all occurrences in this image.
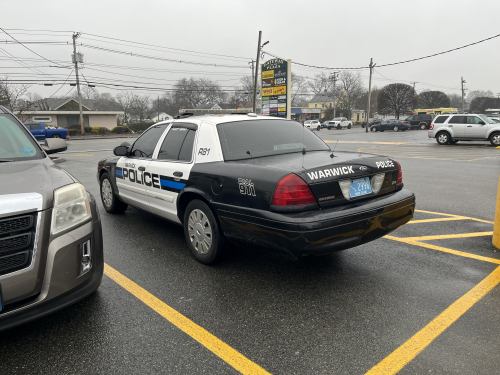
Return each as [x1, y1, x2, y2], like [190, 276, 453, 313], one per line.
[493, 174, 500, 249]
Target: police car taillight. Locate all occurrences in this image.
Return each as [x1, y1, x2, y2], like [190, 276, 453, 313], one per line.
[272, 174, 316, 206]
[396, 161, 403, 185]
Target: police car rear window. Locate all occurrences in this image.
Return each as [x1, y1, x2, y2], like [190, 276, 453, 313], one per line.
[217, 119, 330, 161]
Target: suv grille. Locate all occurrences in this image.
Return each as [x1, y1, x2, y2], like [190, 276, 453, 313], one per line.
[0, 214, 36, 276]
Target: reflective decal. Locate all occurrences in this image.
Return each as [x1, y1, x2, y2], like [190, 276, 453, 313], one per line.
[376, 160, 395, 169]
[238, 178, 256, 196]
[307, 166, 354, 181]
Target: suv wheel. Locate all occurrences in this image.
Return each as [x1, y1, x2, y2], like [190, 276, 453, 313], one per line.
[328, 126, 331, 130]
[419, 123, 427, 130]
[100, 173, 128, 213]
[489, 132, 500, 146]
[436, 132, 450, 145]
[184, 199, 225, 264]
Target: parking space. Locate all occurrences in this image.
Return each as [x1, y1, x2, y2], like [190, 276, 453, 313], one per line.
[2, 130, 500, 374]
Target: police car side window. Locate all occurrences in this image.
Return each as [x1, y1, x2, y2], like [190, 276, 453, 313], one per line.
[129, 125, 168, 158]
[157, 127, 196, 162]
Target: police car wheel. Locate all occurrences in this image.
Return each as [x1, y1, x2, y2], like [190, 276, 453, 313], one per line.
[100, 173, 128, 213]
[184, 200, 224, 264]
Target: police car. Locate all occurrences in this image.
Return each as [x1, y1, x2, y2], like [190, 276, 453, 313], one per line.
[97, 114, 415, 264]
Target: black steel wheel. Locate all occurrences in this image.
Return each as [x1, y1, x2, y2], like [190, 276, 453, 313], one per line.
[51, 133, 62, 138]
[419, 123, 427, 130]
[100, 173, 128, 213]
[184, 199, 225, 264]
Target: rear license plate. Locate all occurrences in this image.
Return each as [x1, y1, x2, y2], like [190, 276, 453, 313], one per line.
[350, 177, 372, 198]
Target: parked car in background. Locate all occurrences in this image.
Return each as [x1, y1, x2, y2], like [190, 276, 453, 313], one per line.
[304, 120, 321, 131]
[428, 114, 500, 146]
[370, 119, 410, 132]
[405, 114, 435, 130]
[487, 116, 500, 123]
[326, 117, 352, 130]
[361, 118, 381, 128]
[24, 122, 69, 140]
[0, 106, 103, 332]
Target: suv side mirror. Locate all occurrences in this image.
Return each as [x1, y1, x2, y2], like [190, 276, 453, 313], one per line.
[114, 145, 129, 156]
[479, 121, 486, 125]
[44, 138, 67, 154]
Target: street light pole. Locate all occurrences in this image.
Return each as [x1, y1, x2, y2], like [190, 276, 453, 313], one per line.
[330, 71, 339, 118]
[461, 77, 466, 113]
[252, 31, 262, 114]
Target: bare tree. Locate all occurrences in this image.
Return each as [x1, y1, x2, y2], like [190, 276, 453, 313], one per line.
[357, 87, 380, 116]
[0, 77, 30, 111]
[173, 78, 227, 109]
[467, 90, 494, 103]
[418, 90, 450, 108]
[336, 71, 364, 119]
[308, 72, 332, 94]
[93, 92, 119, 111]
[116, 91, 137, 123]
[290, 73, 308, 106]
[448, 93, 462, 109]
[378, 83, 417, 119]
[469, 97, 500, 113]
[132, 95, 151, 122]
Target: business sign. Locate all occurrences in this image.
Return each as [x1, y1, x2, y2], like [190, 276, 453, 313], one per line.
[261, 59, 290, 119]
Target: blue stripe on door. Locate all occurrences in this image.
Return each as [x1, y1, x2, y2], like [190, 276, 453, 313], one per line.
[160, 179, 186, 190]
[116, 170, 123, 176]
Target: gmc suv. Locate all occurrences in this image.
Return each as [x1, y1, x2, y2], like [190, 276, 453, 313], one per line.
[405, 114, 435, 130]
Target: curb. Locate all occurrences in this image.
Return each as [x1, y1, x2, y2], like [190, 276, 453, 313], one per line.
[50, 156, 65, 164]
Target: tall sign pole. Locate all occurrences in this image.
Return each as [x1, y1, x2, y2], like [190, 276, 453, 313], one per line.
[286, 59, 291, 119]
[252, 31, 262, 114]
[261, 58, 289, 119]
[366, 58, 375, 133]
[72, 33, 85, 135]
[461, 77, 466, 113]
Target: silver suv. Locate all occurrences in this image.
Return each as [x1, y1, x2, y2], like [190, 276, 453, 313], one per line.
[428, 114, 500, 146]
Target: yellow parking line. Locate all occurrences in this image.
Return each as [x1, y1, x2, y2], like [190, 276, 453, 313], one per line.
[408, 217, 468, 224]
[325, 140, 409, 145]
[403, 232, 494, 241]
[365, 265, 500, 375]
[413, 210, 494, 225]
[415, 209, 462, 217]
[385, 236, 500, 265]
[104, 264, 271, 375]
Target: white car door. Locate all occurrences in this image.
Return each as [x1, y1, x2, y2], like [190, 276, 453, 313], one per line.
[145, 123, 198, 223]
[465, 115, 488, 139]
[116, 123, 169, 212]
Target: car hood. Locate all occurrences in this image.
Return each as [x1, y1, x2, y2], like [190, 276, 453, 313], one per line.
[0, 158, 76, 211]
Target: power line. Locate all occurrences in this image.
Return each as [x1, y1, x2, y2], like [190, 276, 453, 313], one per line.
[0, 28, 66, 67]
[47, 69, 74, 98]
[263, 32, 500, 71]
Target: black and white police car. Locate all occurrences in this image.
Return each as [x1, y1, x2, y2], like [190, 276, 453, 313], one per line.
[97, 114, 415, 264]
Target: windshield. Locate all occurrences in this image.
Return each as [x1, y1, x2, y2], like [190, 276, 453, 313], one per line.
[0, 114, 43, 161]
[479, 115, 495, 124]
[217, 119, 331, 161]
[304, 121, 311, 124]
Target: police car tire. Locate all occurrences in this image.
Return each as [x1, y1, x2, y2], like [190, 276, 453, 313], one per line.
[184, 199, 225, 264]
[100, 173, 128, 214]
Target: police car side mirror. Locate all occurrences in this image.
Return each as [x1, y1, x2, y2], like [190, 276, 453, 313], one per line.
[114, 145, 129, 156]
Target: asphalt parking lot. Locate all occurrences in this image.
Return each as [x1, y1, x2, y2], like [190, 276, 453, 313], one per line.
[1, 127, 499, 374]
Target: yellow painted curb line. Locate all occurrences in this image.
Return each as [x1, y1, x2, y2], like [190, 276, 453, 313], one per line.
[493, 175, 500, 249]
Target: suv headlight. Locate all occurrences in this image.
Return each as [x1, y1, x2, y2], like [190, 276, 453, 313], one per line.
[51, 183, 91, 235]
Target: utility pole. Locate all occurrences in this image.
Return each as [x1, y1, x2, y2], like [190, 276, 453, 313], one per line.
[411, 82, 416, 91]
[253, 31, 262, 114]
[248, 60, 255, 88]
[157, 95, 160, 122]
[72, 33, 85, 135]
[461, 77, 466, 113]
[330, 71, 339, 118]
[366, 58, 375, 133]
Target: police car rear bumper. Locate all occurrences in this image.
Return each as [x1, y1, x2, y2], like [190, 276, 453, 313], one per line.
[215, 189, 415, 256]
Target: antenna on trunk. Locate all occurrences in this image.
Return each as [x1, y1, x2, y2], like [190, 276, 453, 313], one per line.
[330, 140, 339, 158]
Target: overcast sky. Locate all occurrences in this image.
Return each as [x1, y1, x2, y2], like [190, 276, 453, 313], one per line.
[2, 0, 500, 100]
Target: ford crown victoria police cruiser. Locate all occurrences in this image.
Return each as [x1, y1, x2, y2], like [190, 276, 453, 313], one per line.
[97, 115, 415, 264]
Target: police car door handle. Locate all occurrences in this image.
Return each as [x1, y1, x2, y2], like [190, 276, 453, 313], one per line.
[138, 166, 146, 171]
[173, 171, 183, 177]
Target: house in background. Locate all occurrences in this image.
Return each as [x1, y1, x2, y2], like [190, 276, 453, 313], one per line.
[151, 112, 173, 122]
[17, 98, 124, 130]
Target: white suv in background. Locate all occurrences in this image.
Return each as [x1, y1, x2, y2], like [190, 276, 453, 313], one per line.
[325, 117, 352, 130]
[428, 114, 500, 146]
